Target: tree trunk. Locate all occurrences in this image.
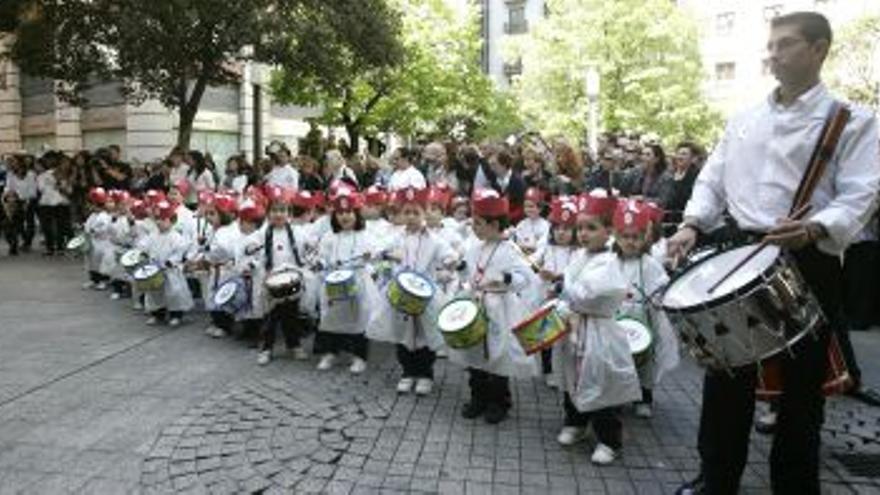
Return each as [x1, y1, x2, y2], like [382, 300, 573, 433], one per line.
[176, 75, 210, 150]
[346, 125, 360, 155]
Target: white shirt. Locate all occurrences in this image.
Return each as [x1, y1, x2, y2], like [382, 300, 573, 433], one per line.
[169, 163, 190, 185]
[37, 170, 68, 206]
[193, 169, 215, 192]
[5, 170, 38, 200]
[388, 166, 426, 191]
[265, 163, 299, 189]
[684, 83, 880, 255]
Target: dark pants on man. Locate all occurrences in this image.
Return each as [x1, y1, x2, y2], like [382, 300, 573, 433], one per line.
[396, 345, 436, 379]
[4, 199, 36, 253]
[842, 240, 879, 331]
[38, 204, 72, 254]
[563, 393, 622, 450]
[261, 299, 313, 352]
[696, 245, 840, 495]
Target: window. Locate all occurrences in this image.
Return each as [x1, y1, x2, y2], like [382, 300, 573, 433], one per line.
[761, 58, 772, 76]
[763, 4, 784, 22]
[505, 5, 528, 34]
[716, 12, 735, 36]
[715, 62, 736, 81]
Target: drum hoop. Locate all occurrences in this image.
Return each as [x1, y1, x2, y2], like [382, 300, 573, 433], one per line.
[661, 245, 783, 314]
[397, 270, 434, 297]
[325, 270, 354, 284]
[438, 298, 482, 332]
[519, 323, 570, 354]
[512, 304, 556, 333]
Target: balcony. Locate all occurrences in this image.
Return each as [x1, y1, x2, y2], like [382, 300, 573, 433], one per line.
[503, 59, 523, 76]
[504, 20, 529, 35]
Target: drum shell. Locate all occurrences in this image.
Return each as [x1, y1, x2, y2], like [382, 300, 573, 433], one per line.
[265, 270, 303, 300]
[387, 273, 434, 316]
[213, 278, 249, 315]
[324, 271, 358, 302]
[756, 332, 853, 400]
[663, 249, 825, 370]
[134, 266, 166, 292]
[512, 303, 570, 355]
[437, 299, 489, 349]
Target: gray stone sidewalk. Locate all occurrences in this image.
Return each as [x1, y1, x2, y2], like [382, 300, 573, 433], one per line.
[1, 255, 879, 494]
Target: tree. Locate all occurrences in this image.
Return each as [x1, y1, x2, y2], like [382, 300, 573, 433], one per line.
[506, 0, 722, 146]
[272, 0, 508, 152]
[827, 14, 880, 112]
[3, 0, 402, 149]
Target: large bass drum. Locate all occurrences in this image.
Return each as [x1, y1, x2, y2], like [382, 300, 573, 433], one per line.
[660, 243, 825, 370]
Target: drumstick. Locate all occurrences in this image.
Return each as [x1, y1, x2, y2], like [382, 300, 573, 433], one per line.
[707, 204, 812, 294]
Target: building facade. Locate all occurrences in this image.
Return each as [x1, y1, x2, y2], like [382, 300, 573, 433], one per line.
[0, 37, 320, 165]
[677, 0, 880, 116]
[475, 0, 546, 88]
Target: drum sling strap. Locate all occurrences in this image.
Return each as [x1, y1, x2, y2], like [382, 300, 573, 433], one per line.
[264, 223, 303, 271]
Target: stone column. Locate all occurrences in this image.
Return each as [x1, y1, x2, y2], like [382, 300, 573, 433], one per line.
[53, 93, 82, 154]
[238, 62, 254, 163]
[0, 37, 22, 153]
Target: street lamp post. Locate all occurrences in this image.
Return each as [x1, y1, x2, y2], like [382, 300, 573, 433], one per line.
[585, 66, 600, 157]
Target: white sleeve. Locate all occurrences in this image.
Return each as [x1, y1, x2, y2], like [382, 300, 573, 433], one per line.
[683, 123, 731, 231]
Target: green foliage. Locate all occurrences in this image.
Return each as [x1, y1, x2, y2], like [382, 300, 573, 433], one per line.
[827, 14, 880, 112]
[6, 0, 402, 149]
[271, 0, 512, 149]
[507, 0, 722, 146]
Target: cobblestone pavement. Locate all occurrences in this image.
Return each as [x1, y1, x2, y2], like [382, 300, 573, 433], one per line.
[1, 255, 880, 494]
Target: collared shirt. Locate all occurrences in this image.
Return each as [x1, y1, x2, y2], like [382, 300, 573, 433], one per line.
[265, 164, 300, 189]
[388, 166, 427, 191]
[684, 83, 880, 255]
[37, 170, 68, 206]
[4, 170, 38, 200]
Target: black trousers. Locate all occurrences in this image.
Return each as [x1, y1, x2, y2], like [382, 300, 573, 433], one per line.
[467, 368, 511, 410]
[89, 270, 110, 283]
[261, 299, 313, 352]
[37, 204, 72, 253]
[696, 245, 840, 495]
[314, 331, 368, 359]
[396, 345, 436, 379]
[563, 393, 622, 449]
[4, 199, 35, 251]
[842, 240, 879, 330]
[541, 348, 553, 375]
[151, 308, 183, 321]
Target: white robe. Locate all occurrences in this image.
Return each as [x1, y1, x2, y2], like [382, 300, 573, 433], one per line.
[553, 250, 641, 412]
[531, 243, 574, 302]
[143, 229, 194, 312]
[367, 229, 458, 351]
[317, 230, 380, 335]
[513, 216, 550, 253]
[445, 239, 541, 378]
[616, 254, 680, 387]
[99, 216, 132, 280]
[204, 223, 242, 311]
[85, 211, 113, 274]
[256, 223, 320, 319]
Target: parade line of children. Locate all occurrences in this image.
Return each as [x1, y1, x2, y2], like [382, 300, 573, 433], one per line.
[77, 180, 679, 465]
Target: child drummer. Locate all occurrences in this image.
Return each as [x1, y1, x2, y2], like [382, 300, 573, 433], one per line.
[368, 186, 458, 395]
[612, 199, 679, 418]
[256, 187, 319, 365]
[83, 187, 113, 290]
[552, 191, 641, 465]
[140, 200, 195, 327]
[447, 188, 542, 424]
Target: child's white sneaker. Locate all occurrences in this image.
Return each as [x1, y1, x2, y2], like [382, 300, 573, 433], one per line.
[146, 317, 159, 326]
[257, 351, 272, 366]
[396, 378, 414, 394]
[110, 292, 121, 301]
[414, 378, 434, 396]
[168, 317, 181, 328]
[289, 347, 309, 361]
[556, 426, 587, 446]
[590, 443, 618, 465]
[317, 354, 336, 371]
[634, 403, 653, 418]
[349, 357, 367, 375]
[95, 281, 108, 291]
[82, 281, 95, 290]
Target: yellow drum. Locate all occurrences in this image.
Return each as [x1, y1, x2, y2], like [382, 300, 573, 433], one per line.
[133, 264, 166, 292]
[512, 299, 570, 355]
[387, 271, 435, 316]
[324, 269, 358, 302]
[437, 298, 488, 349]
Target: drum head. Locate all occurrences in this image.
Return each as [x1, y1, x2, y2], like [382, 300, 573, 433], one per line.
[438, 300, 479, 332]
[267, 270, 300, 287]
[397, 272, 434, 298]
[214, 282, 237, 305]
[663, 243, 780, 310]
[67, 236, 85, 249]
[618, 318, 652, 354]
[325, 270, 354, 284]
[134, 264, 159, 280]
[120, 250, 144, 267]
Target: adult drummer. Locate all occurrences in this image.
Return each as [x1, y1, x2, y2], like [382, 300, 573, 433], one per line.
[667, 12, 880, 495]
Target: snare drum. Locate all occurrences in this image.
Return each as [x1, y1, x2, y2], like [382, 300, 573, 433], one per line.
[265, 269, 303, 300]
[660, 243, 825, 370]
[324, 270, 358, 302]
[387, 271, 435, 316]
[512, 300, 570, 355]
[66, 233, 90, 253]
[133, 264, 165, 292]
[213, 277, 249, 315]
[616, 316, 654, 368]
[437, 298, 488, 349]
[120, 249, 148, 274]
[756, 333, 853, 400]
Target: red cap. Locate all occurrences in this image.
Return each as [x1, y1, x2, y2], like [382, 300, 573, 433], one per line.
[265, 185, 286, 205]
[145, 189, 167, 206]
[524, 187, 544, 204]
[364, 186, 388, 207]
[244, 186, 268, 210]
[643, 201, 665, 224]
[198, 190, 216, 206]
[327, 181, 356, 203]
[471, 188, 509, 218]
[173, 178, 191, 197]
[313, 191, 326, 209]
[155, 200, 177, 221]
[130, 199, 149, 220]
[108, 189, 130, 204]
[393, 186, 429, 206]
[88, 187, 108, 205]
[238, 199, 265, 223]
[290, 189, 316, 209]
[549, 196, 578, 226]
[214, 194, 238, 215]
[427, 186, 451, 208]
[613, 198, 652, 232]
[577, 189, 617, 219]
[332, 189, 364, 212]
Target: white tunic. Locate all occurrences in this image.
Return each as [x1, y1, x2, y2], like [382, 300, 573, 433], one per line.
[99, 216, 132, 279]
[387, 166, 427, 191]
[616, 254, 680, 387]
[317, 230, 381, 335]
[204, 224, 242, 311]
[513, 217, 550, 252]
[260, 223, 320, 319]
[85, 211, 113, 273]
[446, 239, 541, 378]
[532, 243, 573, 301]
[143, 229, 195, 312]
[265, 164, 300, 189]
[368, 229, 458, 351]
[554, 250, 641, 412]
